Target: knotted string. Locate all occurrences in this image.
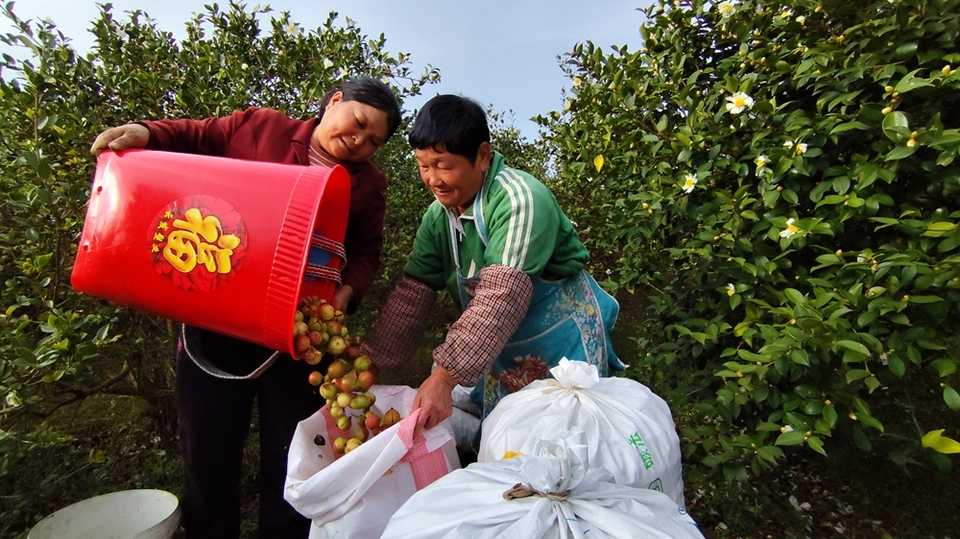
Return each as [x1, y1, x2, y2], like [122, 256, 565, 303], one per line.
[540, 379, 582, 395]
[502, 482, 571, 502]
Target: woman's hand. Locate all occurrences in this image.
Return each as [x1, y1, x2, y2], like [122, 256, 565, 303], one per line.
[90, 124, 150, 156]
[332, 285, 354, 313]
[412, 365, 457, 438]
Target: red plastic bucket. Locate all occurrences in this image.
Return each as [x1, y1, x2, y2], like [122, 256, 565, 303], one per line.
[70, 149, 351, 356]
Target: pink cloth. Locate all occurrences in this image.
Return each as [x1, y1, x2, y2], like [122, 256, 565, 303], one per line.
[398, 409, 451, 490]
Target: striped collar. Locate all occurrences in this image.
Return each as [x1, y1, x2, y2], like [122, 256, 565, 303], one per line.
[308, 143, 340, 167]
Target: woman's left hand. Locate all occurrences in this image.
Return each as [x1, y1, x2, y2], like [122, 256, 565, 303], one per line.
[412, 365, 457, 438]
[332, 285, 353, 313]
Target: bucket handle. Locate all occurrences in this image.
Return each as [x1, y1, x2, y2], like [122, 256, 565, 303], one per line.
[181, 324, 278, 380]
[304, 233, 346, 285]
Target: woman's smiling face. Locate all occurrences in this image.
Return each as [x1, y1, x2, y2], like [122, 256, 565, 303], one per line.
[312, 91, 389, 162]
[414, 142, 490, 214]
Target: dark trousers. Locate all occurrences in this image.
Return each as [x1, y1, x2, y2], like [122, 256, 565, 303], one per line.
[175, 330, 323, 539]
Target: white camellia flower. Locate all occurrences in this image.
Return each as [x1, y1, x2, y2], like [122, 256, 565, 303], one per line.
[754, 155, 769, 168]
[681, 173, 698, 193]
[5, 391, 20, 408]
[780, 218, 800, 238]
[726, 283, 736, 296]
[725, 91, 755, 114]
[719, 1, 736, 17]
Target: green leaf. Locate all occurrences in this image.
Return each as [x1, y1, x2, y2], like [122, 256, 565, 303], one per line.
[756, 445, 784, 463]
[937, 234, 960, 253]
[786, 412, 812, 431]
[918, 340, 947, 350]
[881, 111, 910, 141]
[20, 149, 38, 168]
[933, 359, 957, 378]
[836, 340, 870, 356]
[944, 387, 960, 411]
[775, 431, 807, 446]
[845, 369, 870, 383]
[829, 121, 869, 135]
[894, 68, 933, 93]
[908, 295, 944, 304]
[790, 349, 810, 366]
[96, 324, 111, 341]
[756, 421, 782, 432]
[823, 405, 837, 428]
[855, 409, 885, 433]
[783, 288, 804, 305]
[852, 427, 872, 451]
[888, 355, 906, 377]
[806, 436, 827, 456]
[885, 145, 918, 161]
[656, 115, 668, 133]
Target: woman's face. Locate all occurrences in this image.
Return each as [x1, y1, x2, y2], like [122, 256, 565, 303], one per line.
[312, 92, 390, 162]
[415, 142, 490, 214]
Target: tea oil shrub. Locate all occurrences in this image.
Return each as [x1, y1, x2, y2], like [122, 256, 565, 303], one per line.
[539, 0, 960, 480]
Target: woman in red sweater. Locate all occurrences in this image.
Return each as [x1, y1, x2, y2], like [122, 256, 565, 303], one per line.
[90, 77, 401, 539]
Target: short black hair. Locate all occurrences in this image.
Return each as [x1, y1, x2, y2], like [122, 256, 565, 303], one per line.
[408, 94, 490, 161]
[320, 77, 402, 139]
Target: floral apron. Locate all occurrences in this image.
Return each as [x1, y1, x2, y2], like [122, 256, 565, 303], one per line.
[450, 186, 624, 423]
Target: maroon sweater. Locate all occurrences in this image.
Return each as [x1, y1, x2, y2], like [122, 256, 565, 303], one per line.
[140, 107, 386, 308]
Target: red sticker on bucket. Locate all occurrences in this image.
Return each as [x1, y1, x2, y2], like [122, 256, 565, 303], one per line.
[150, 195, 248, 292]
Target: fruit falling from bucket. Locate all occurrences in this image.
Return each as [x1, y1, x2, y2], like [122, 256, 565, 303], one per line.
[292, 295, 402, 455]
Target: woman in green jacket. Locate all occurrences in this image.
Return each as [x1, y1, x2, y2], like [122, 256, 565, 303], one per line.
[362, 94, 622, 445]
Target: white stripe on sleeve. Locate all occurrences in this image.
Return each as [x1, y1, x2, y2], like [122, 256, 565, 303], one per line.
[495, 170, 535, 268]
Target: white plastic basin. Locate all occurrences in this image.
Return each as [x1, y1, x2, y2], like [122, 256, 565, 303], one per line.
[28, 489, 181, 539]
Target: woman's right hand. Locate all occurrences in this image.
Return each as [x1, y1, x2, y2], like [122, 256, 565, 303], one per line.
[90, 123, 150, 156]
[411, 365, 457, 439]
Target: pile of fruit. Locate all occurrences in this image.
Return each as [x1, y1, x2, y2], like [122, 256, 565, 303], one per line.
[292, 296, 402, 455]
[291, 295, 350, 364]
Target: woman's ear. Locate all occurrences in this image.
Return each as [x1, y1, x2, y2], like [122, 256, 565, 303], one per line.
[325, 91, 344, 111]
[475, 141, 492, 170]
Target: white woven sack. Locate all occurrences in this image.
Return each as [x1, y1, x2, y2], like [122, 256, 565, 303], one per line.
[382, 431, 704, 539]
[478, 358, 685, 507]
[284, 385, 460, 539]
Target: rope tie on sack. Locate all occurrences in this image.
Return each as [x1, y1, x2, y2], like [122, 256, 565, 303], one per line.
[502, 482, 571, 502]
[540, 379, 581, 395]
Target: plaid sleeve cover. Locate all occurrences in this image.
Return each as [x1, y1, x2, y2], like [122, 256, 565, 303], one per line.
[360, 277, 438, 370]
[433, 264, 533, 386]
